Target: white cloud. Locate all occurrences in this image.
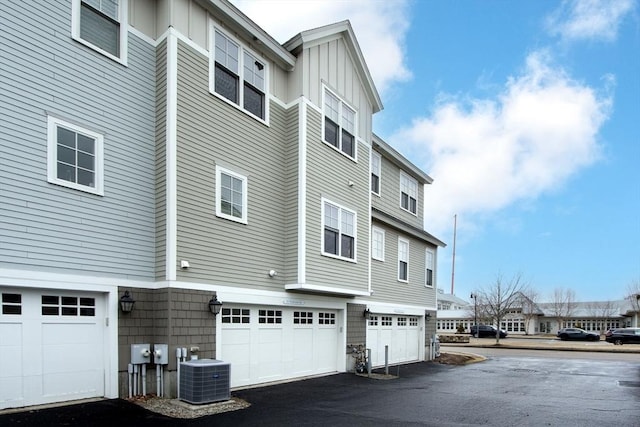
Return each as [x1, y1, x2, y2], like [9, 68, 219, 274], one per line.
[392, 50, 612, 236]
[546, 0, 636, 42]
[230, 0, 412, 93]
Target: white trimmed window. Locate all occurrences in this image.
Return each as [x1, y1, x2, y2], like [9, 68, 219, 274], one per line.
[425, 249, 435, 288]
[323, 88, 356, 159]
[322, 199, 356, 261]
[72, 0, 128, 64]
[210, 27, 267, 121]
[371, 226, 385, 261]
[398, 238, 409, 282]
[215, 165, 248, 224]
[47, 116, 104, 195]
[400, 172, 418, 215]
[371, 151, 381, 195]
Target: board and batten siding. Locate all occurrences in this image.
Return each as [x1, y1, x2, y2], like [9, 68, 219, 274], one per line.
[303, 108, 369, 293]
[155, 39, 168, 280]
[0, 1, 156, 279]
[371, 153, 424, 230]
[173, 40, 293, 290]
[369, 224, 436, 307]
[295, 38, 373, 143]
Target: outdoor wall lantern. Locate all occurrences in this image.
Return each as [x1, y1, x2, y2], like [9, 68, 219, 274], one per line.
[208, 295, 223, 315]
[363, 308, 371, 319]
[119, 290, 136, 314]
[425, 312, 432, 321]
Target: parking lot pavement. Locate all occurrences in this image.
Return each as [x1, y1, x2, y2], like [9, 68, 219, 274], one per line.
[2, 357, 639, 427]
[447, 336, 640, 352]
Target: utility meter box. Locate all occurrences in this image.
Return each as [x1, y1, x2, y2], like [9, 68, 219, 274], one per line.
[131, 343, 151, 364]
[154, 344, 168, 364]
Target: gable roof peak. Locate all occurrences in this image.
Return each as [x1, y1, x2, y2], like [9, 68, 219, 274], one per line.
[284, 20, 382, 113]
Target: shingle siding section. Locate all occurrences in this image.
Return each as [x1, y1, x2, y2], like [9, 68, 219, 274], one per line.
[0, 0, 156, 279]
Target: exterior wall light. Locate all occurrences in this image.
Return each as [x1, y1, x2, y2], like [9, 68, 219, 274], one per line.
[120, 290, 135, 313]
[425, 312, 432, 321]
[363, 308, 371, 319]
[208, 295, 223, 315]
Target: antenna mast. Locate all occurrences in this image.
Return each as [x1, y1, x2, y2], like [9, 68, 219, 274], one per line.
[450, 214, 457, 294]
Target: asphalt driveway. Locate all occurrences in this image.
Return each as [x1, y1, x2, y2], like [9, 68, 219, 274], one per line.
[2, 356, 639, 426]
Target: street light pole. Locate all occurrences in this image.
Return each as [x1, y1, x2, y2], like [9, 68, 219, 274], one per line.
[470, 293, 478, 338]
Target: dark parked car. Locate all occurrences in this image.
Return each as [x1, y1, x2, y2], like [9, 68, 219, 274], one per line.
[556, 328, 600, 341]
[605, 328, 640, 345]
[470, 325, 507, 338]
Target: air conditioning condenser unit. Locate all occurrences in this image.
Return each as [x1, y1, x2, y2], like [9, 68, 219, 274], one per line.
[179, 359, 231, 404]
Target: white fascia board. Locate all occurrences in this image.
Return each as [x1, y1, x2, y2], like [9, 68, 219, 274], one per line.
[205, 0, 295, 69]
[285, 283, 370, 297]
[165, 30, 179, 281]
[357, 302, 433, 316]
[298, 100, 307, 284]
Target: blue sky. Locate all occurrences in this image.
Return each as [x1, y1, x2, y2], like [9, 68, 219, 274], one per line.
[232, 0, 640, 302]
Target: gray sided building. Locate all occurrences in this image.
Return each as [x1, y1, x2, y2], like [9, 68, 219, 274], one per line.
[0, 0, 445, 409]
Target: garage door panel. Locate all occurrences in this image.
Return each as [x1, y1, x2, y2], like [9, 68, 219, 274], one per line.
[42, 322, 97, 345]
[0, 289, 106, 410]
[292, 328, 313, 375]
[0, 376, 23, 403]
[223, 328, 250, 345]
[0, 323, 23, 375]
[222, 306, 339, 388]
[368, 315, 421, 367]
[43, 370, 102, 397]
[220, 328, 250, 385]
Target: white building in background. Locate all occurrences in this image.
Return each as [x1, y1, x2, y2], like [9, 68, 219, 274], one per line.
[436, 292, 639, 335]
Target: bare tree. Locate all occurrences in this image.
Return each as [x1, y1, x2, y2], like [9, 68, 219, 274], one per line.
[475, 273, 527, 343]
[586, 301, 619, 333]
[625, 279, 640, 326]
[549, 288, 577, 332]
[518, 288, 540, 335]
[626, 279, 640, 308]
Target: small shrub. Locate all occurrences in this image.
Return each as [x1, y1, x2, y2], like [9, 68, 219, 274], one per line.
[456, 324, 466, 334]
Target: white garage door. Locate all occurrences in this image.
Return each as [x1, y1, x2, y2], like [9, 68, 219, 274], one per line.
[220, 306, 339, 388]
[367, 315, 420, 367]
[0, 289, 106, 410]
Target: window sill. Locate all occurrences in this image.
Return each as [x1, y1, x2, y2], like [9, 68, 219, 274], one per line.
[215, 213, 248, 225]
[321, 252, 357, 263]
[208, 90, 270, 127]
[399, 206, 418, 217]
[47, 179, 104, 196]
[72, 36, 128, 66]
[321, 140, 357, 163]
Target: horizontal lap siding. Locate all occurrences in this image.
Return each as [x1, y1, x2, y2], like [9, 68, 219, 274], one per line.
[304, 108, 369, 292]
[174, 41, 290, 290]
[372, 154, 424, 230]
[283, 106, 299, 283]
[370, 224, 432, 306]
[0, 1, 156, 279]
